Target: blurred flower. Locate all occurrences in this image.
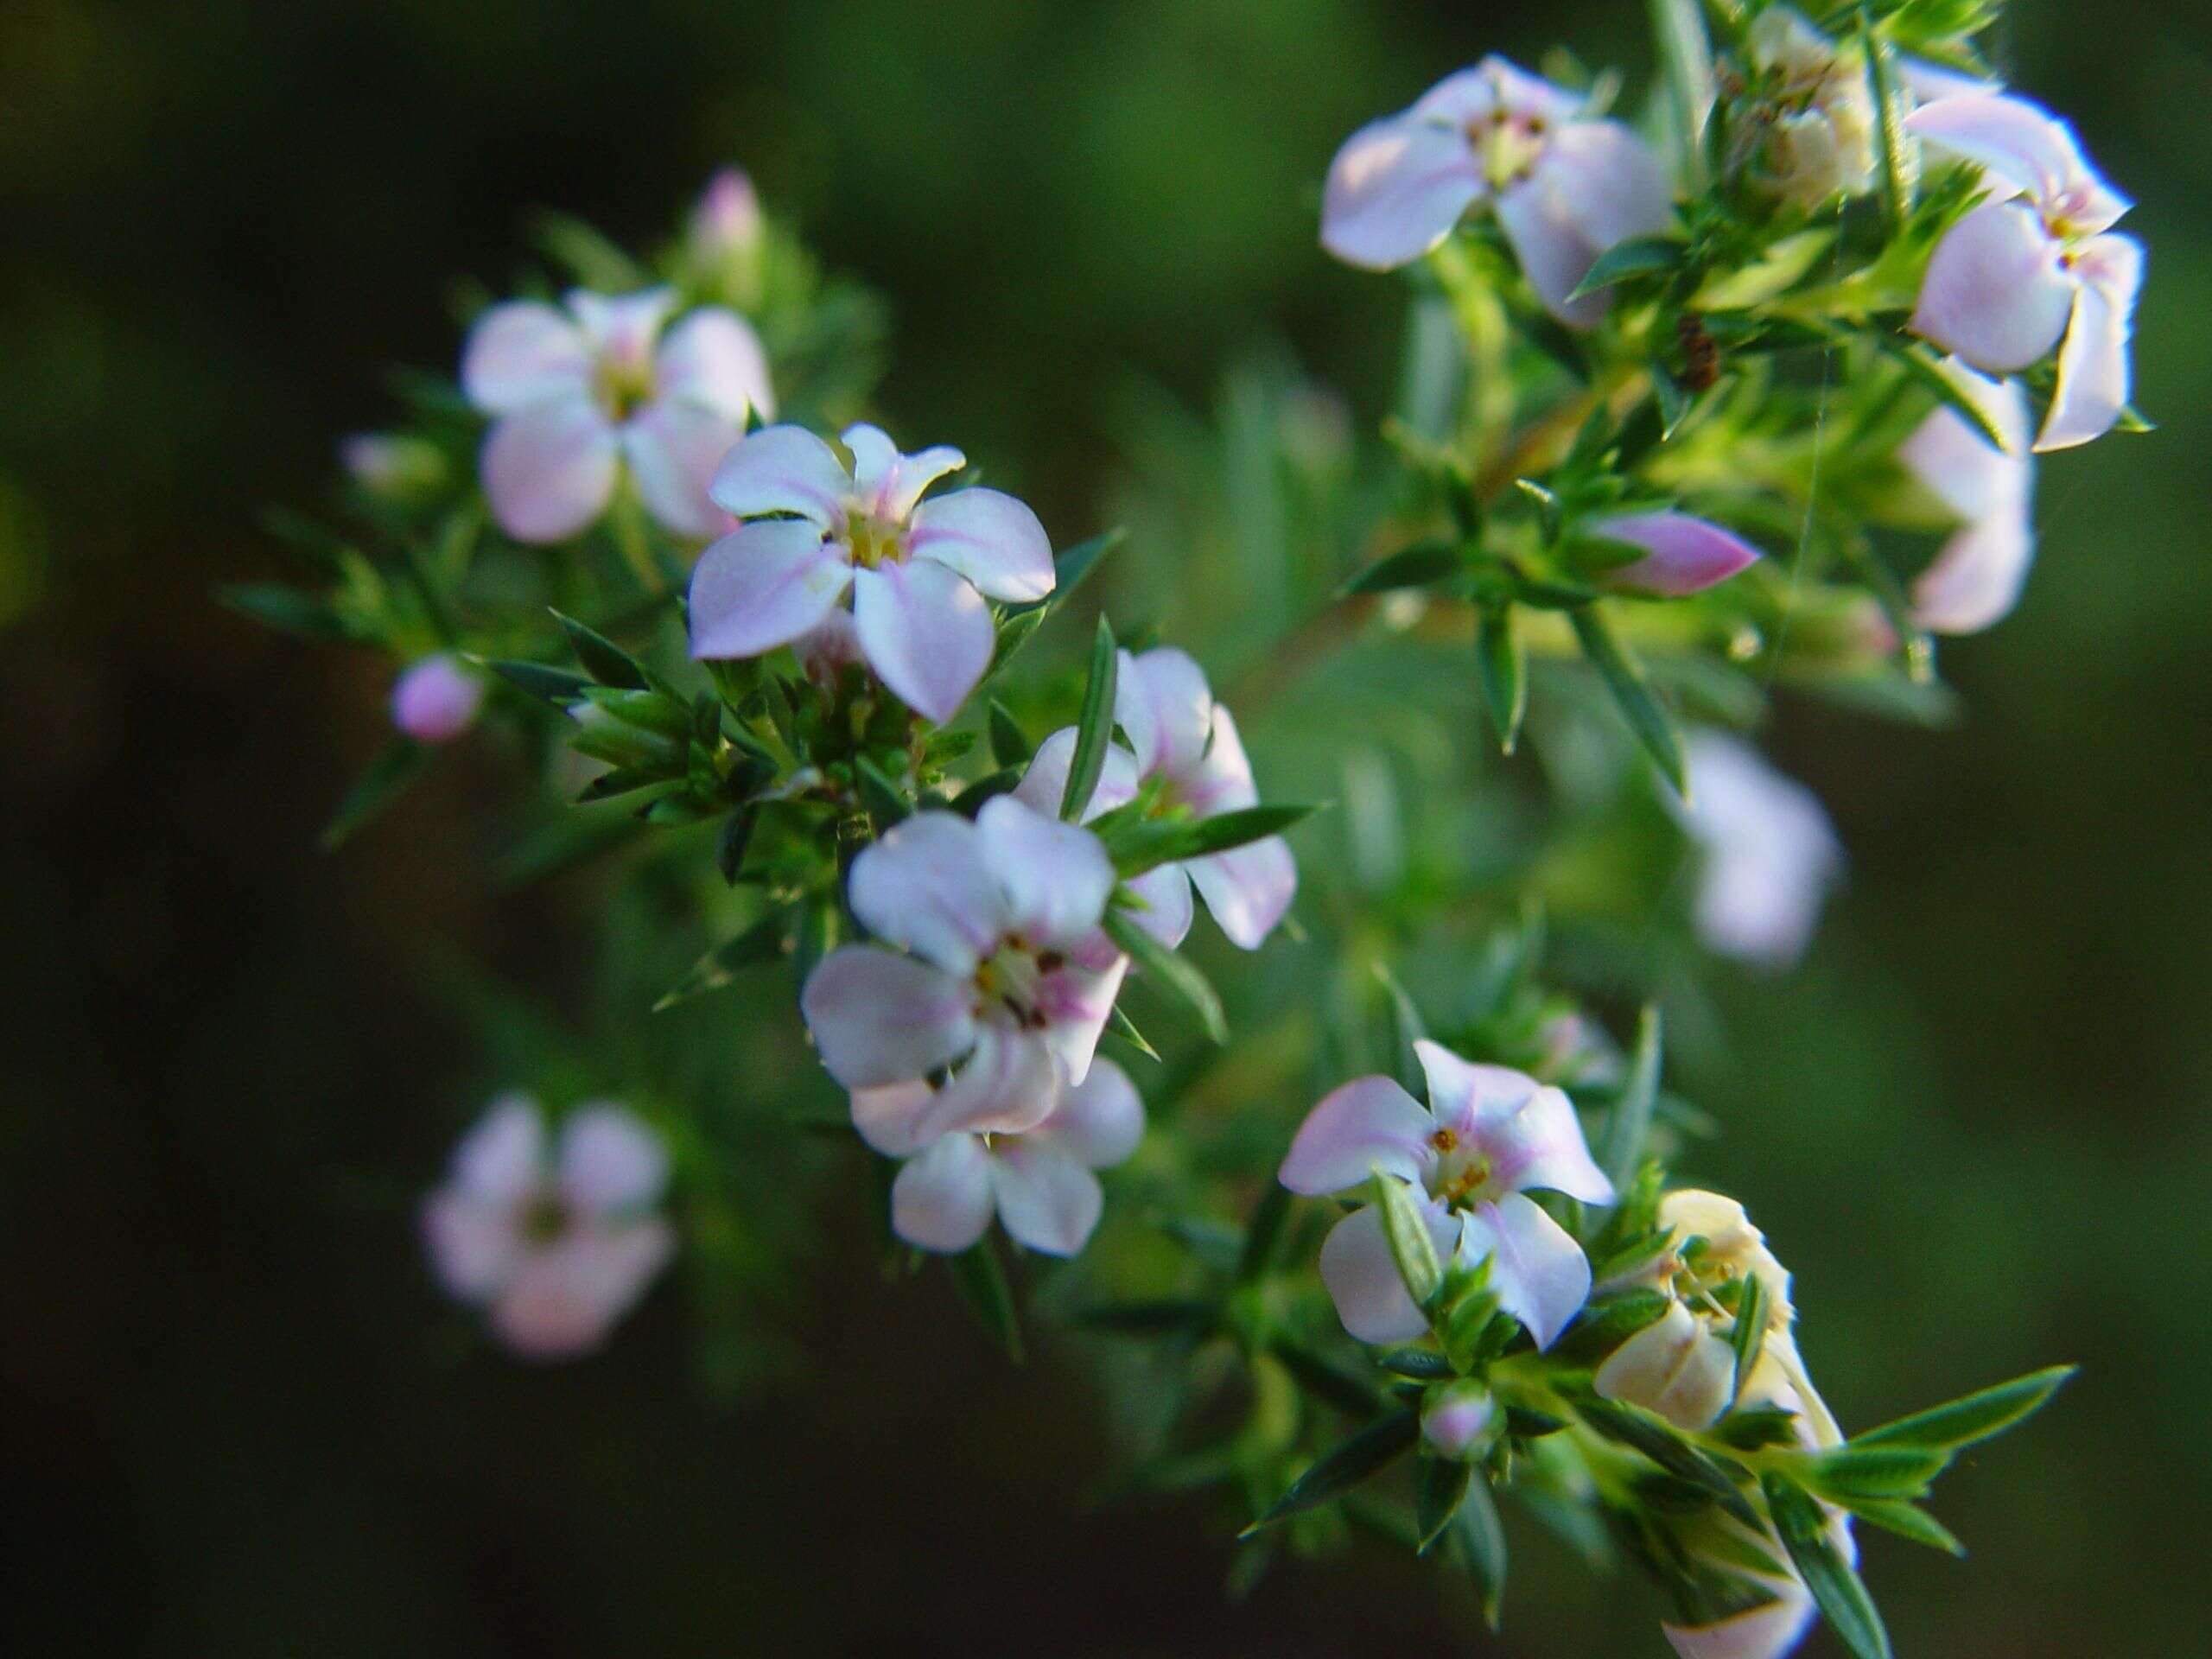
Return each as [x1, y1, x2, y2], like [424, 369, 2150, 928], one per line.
[688, 423, 1052, 721]
[1909, 92, 2142, 450]
[461, 287, 773, 543]
[1743, 6, 1879, 207]
[689, 167, 763, 264]
[1421, 1379, 1497, 1460]
[1680, 734, 1841, 969]
[339, 431, 446, 500]
[389, 652, 484, 744]
[851, 1058, 1144, 1255]
[420, 1094, 675, 1360]
[1898, 363, 2037, 632]
[1278, 1042, 1614, 1347]
[1013, 647, 1297, 950]
[800, 798, 1127, 1144]
[1320, 54, 1673, 326]
[1589, 512, 1764, 596]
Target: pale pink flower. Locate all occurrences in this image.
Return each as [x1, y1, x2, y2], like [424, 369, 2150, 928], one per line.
[461, 287, 773, 543]
[1278, 1043, 1614, 1348]
[1898, 363, 2036, 632]
[1680, 734, 1842, 969]
[799, 798, 1127, 1145]
[1012, 647, 1296, 950]
[687, 423, 1053, 722]
[852, 1057, 1144, 1255]
[1321, 55, 1673, 326]
[1910, 92, 2142, 450]
[390, 652, 484, 744]
[420, 1094, 675, 1360]
[1589, 512, 1764, 597]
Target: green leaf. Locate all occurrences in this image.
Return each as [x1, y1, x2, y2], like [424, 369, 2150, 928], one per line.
[1452, 1472, 1509, 1629]
[988, 700, 1032, 767]
[1416, 1459, 1474, 1555]
[1649, 0, 1717, 188]
[946, 1234, 1024, 1363]
[1061, 614, 1120, 820]
[488, 658, 593, 705]
[1852, 1365, 2075, 1453]
[321, 739, 432, 849]
[1809, 1445, 1948, 1501]
[1268, 1336, 1384, 1418]
[987, 603, 1046, 678]
[1728, 1268, 1768, 1410]
[947, 766, 1020, 817]
[1568, 606, 1687, 796]
[1566, 234, 1686, 302]
[652, 910, 788, 1011]
[1342, 539, 1465, 594]
[1373, 962, 1428, 1097]
[1376, 1347, 1457, 1381]
[1046, 525, 1124, 602]
[551, 609, 649, 689]
[1764, 1474, 1893, 1659]
[1475, 604, 1528, 753]
[715, 804, 758, 886]
[219, 583, 353, 641]
[855, 755, 912, 828]
[1236, 1181, 1294, 1284]
[1103, 908, 1227, 1043]
[1370, 1165, 1443, 1310]
[1859, 6, 1917, 238]
[1601, 1004, 1662, 1189]
[1575, 1396, 1760, 1529]
[1238, 1408, 1420, 1537]
[1690, 227, 1838, 311]
[1103, 802, 1317, 877]
[1846, 1498, 1966, 1557]
[575, 766, 677, 805]
[1872, 334, 2013, 454]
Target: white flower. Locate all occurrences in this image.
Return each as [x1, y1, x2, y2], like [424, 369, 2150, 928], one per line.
[799, 798, 1128, 1145]
[420, 1094, 675, 1360]
[853, 1058, 1144, 1255]
[1278, 1042, 1615, 1348]
[1680, 734, 1842, 969]
[462, 287, 773, 543]
[1898, 363, 2037, 632]
[1320, 55, 1673, 327]
[1013, 647, 1297, 950]
[687, 423, 1053, 723]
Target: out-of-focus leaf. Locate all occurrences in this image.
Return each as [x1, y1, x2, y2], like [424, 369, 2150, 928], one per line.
[321, 739, 431, 849]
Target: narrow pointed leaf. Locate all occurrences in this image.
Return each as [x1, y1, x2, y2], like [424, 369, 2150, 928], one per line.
[1061, 614, 1119, 820]
[1576, 1396, 1760, 1528]
[1859, 6, 1916, 238]
[219, 583, 353, 641]
[1568, 606, 1687, 795]
[1104, 908, 1227, 1043]
[1728, 1268, 1767, 1409]
[1370, 1165, 1443, 1310]
[988, 700, 1032, 767]
[946, 1233, 1024, 1363]
[1852, 1366, 2075, 1452]
[1475, 605, 1527, 753]
[1417, 1459, 1475, 1554]
[1343, 540, 1465, 594]
[1236, 1181, 1294, 1283]
[1845, 1498, 1966, 1556]
[551, 609, 649, 689]
[653, 910, 788, 1011]
[321, 739, 432, 849]
[1601, 1005, 1663, 1190]
[855, 755, 912, 828]
[1566, 234, 1686, 302]
[1453, 1472, 1509, 1629]
[1763, 1474, 1893, 1659]
[1239, 1408, 1420, 1536]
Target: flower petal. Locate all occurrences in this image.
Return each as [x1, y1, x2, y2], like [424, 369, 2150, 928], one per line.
[420, 1192, 524, 1302]
[1186, 836, 1297, 950]
[1663, 1588, 1817, 1659]
[852, 560, 994, 723]
[1179, 703, 1261, 817]
[1116, 646, 1216, 779]
[708, 423, 849, 525]
[687, 518, 852, 659]
[491, 1222, 674, 1359]
[1033, 1057, 1145, 1168]
[799, 945, 976, 1089]
[450, 1094, 546, 1205]
[1908, 93, 2128, 228]
[1318, 1201, 1459, 1344]
[1494, 168, 1609, 329]
[2037, 232, 2142, 452]
[1460, 1192, 1592, 1351]
[1681, 734, 1842, 969]
[556, 1103, 669, 1215]
[461, 302, 592, 414]
[1320, 112, 1486, 272]
[1589, 512, 1763, 596]
[1033, 954, 1127, 1088]
[908, 488, 1055, 601]
[1897, 365, 2032, 523]
[480, 397, 620, 543]
[890, 1133, 995, 1254]
[623, 400, 743, 540]
[567, 288, 677, 376]
[1911, 200, 2075, 373]
[1010, 728, 1143, 822]
[849, 1081, 938, 1158]
[653, 307, 774, 424]
[1279, 1076, 1436, 1196]
[1546, 119, 1675, 257]
[1123, 860, 1195, 949]
[848, 810, 1006, 976]
[989, 1142, 1105, 1256]
[1594, 1299, 1736, 1431]
[914, 1023, 1064, 1140]
[1421, 1043, 1611, 1204]
[976, 795, 1116, 950]
[840, 423, 967, 522]
[1913, 506, 2036, 633]
[1414, 1042, 1535, 1131]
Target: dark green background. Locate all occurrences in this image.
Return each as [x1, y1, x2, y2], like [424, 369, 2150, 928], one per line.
[3, 1, 2205, 1652]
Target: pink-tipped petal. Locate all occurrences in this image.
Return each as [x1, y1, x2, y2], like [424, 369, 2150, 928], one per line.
[848, 810, 1006, 976]
[1011, 728, 1143, 822]
[690, 168, 761, 257]
[391, 654, 485, 745]
[420, 1192, 524, 1302]
[481, 398, 620, 543]
[849, 1081, 938, 1158]
[1279, 1076, 1436, 1196]
[1912, 200, 2075, 373]
[1460, 1192, 1592, 1351]
[1116, 647, 1217, 779]
[708, 424, 850, 525]
[2037, 233, 2142, 452]
[1318, 1200, 1459, 1344]
[1320, 113, 1486, 272]
[1186, 836, 1297, 950]
[450, 1094, 546, 1205]
[1123, 861, 1196, 949]
[687, 518, 852, 659]
[1419, 1043, 1611, 1204]
[1033, 1058, 1145, 1168]
[975, 796, 1116, 950]
[1589, 512, 1764, 596]
[890, 1133, 995, 1254]
[556, 1103, 669, 1215]
[915, 1024, 1063, 1141]
[623, 400, 743, 540]
[908, 488, 1055, 601]
[799, 945, 976, 1090]
[852, 560, 994, 724]
[1033, 954, 1127, 1089]
[461, 302, 593, 414]
[989, 1142, 1105, 1256]
[654, 308, 774, 424]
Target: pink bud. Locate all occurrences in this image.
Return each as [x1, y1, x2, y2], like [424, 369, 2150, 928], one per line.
[1421, 1381, 1497, 1460]
[691, 168, 762, 260]
[1589, 512, 1763, 597]
[391, 653, 484, 744]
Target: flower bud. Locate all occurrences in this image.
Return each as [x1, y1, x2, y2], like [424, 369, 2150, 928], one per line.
[690, 168, 762, 263]
[1420, 1380, 1497, 1460]
[340, 432, 447, 502]
[1592, 1297, 1735, 1430]
[1588, 512, 1763, 597]
[1743, 6, 1884, 208]
[391, 653, 484, 744]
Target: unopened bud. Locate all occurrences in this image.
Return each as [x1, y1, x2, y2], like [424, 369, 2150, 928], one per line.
[1421, 1380, 1497, 1460]
[391, 653, 484, 744]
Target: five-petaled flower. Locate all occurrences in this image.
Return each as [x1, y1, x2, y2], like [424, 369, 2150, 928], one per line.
[1679, 734, 1842, 969]
[1909, 92, 2143, 451]
[1320, 54, 1673, 327]
[462, 287, 774, 543]
[800, 798, 1127, 1147]
[687, 423, 1054, 722]
[1899, 363, 2037, 632]
[1278, 1042, 1615, 1349]
[420, 1094, 676, 1360]
[852, 1056, 1145, 1256]
[1013, 646, 1297, 950]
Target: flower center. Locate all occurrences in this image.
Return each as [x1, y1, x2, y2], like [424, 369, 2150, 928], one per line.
[842, 506, 909, 569]
[1467, 113, 1548, 189]
[1428, 1127, 1497, 1211]
[593, 354, 658, 423]
[520, 1192, 573, 1245]
[972, 938, 1062, 1030]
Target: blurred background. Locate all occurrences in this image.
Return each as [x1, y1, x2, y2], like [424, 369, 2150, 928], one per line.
[3, 0, 2207, 1652]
